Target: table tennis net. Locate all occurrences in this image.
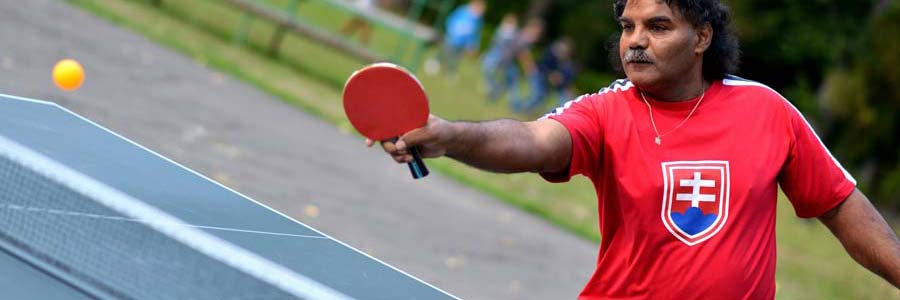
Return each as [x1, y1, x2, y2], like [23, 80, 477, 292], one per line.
[0, 134, 354, 300]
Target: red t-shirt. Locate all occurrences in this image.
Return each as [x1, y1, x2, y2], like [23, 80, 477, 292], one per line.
[541, 76, 857, 300]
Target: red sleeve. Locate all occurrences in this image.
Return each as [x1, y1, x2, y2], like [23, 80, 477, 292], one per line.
[538, 93, 605, 182]
[778, 100, 857, 218]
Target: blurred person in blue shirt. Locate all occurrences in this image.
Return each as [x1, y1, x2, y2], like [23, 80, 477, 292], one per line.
[439, 0, 486, 76]
[513, 37, 577, 113]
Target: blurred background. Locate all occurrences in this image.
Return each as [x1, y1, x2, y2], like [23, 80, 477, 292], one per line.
[7, 0, 900, 299]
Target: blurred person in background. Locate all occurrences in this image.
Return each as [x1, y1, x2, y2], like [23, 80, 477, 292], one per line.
[480, 13, 518, 100]
[484, 18, 544, 107]
[369, 0, 900, 298]
[514, 37, 577, 114]
[338, 0, 376, 45]
[437, 0, 486, 77]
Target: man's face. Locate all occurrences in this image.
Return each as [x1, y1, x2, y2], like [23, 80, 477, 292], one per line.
[470, 1, 486, 16]
[618, 0, 705, 91]
[523, 23, 544, 43]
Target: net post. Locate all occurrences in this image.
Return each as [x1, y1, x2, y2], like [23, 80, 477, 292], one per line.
[391, 0, 427, 64]
[408, 0, 454, 72]
[232, 13, 254, 45]
[267, 0, 302, 57]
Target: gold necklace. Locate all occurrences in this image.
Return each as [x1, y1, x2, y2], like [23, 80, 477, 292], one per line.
[639, 88, 705, 146]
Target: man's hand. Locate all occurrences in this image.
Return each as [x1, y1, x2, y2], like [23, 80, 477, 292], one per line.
[465, 49, 480, 60]
[366, 114, 454, 163]
[548, 72, 564, 86]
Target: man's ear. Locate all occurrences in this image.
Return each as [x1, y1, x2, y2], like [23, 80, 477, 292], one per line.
[696, 23, 713, 54]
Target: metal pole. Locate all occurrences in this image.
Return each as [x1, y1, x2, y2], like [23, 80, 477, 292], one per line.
[268, 0, 302, 57]
[409, 0, 454, 72]
[391, 0, 427, 64]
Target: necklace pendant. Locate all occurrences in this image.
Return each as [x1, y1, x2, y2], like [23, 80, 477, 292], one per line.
[655, 136, 661, 145]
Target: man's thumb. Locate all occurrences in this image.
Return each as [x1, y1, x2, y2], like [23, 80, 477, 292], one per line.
[396, 128, 428, 151]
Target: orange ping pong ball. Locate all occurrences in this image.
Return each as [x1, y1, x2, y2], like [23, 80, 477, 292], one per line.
[52, 59, 85, 91]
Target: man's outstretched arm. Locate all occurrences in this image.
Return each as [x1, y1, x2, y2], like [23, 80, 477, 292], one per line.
[369, 115, 572, 174]
[819, 189, 900, 287]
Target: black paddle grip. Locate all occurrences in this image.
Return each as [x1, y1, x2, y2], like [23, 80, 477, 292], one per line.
[407, 146, 429, 179]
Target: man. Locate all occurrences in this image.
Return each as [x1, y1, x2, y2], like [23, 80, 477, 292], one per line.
[482, 18, 545, 105]
[515, 37, 577, 113]
[438, 0, 486, 76]
[369, 0, 900, 299]
[481, 13, 518, 100]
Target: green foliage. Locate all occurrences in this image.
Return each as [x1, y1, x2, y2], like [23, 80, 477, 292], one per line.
[883, 166, 900, 204]
[574, 71, 616, 93]
[711, 0, 871, 90]
[821, 1, 900, 208]
[555, 0, 618, 71]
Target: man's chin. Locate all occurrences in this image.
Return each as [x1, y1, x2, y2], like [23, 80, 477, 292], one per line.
[625, 63, 655, 73]
[624, 69, 657, 89]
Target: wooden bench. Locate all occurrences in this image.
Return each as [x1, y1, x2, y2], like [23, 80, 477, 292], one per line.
[223, 0, 381, 62]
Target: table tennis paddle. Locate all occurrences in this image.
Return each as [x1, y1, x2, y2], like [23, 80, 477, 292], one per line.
[343, 62, 430, 179]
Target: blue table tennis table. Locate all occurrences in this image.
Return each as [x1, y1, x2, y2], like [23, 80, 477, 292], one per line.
[0, 94, 459, 300]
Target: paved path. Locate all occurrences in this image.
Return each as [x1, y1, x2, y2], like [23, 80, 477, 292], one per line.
[0, 1, 597, 299]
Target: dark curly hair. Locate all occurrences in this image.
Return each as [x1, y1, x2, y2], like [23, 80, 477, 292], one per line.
[609, 0, 741, 81]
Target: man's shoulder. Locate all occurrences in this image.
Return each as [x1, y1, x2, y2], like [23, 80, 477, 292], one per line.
[543, 79, 633, 119]
[720, 75, 785, 100]
[719, 75, 797, 119]
[579, 79, 634, 103]
[577, 78, 634, 102]
[601, 78, 634, 92]
[584, 79, 634, 100]
[588, 79, 634, 104]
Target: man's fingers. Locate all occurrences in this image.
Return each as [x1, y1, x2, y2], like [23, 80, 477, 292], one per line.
[370, 114, 445, 162]
[380, 140, 408, 155]
[369, 138, 404, 155]
[391, 154, 413, 163]
[382, 140, 397, 152]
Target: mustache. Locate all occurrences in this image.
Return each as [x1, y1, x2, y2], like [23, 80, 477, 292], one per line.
[624, 49, 653, 63]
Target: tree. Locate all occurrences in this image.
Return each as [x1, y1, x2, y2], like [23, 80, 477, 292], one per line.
[820, 0, 900, 209]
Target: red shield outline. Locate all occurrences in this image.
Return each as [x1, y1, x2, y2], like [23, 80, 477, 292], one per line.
[660, 161, 731, 246]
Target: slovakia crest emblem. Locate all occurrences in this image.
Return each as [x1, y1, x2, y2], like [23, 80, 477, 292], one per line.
[661, 161, 731, 246]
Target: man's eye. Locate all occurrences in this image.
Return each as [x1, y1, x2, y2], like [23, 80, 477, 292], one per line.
[651, 25, 667, 31]
[621, 24, 634, 31]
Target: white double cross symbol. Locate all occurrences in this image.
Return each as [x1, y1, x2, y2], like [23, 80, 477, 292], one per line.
[676, 172, 716, 207]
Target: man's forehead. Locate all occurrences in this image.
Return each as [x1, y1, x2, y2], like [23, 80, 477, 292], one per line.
[625, 0, 668, 7]
[621, 0, 680, 21]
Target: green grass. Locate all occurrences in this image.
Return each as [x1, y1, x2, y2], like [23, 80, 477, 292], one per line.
[67, 0, 899, 298]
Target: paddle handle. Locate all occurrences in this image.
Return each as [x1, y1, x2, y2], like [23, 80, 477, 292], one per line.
[407, 146, 429, 179]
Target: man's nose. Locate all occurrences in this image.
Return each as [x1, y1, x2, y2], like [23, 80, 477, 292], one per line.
[626, 27, 649, 49]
